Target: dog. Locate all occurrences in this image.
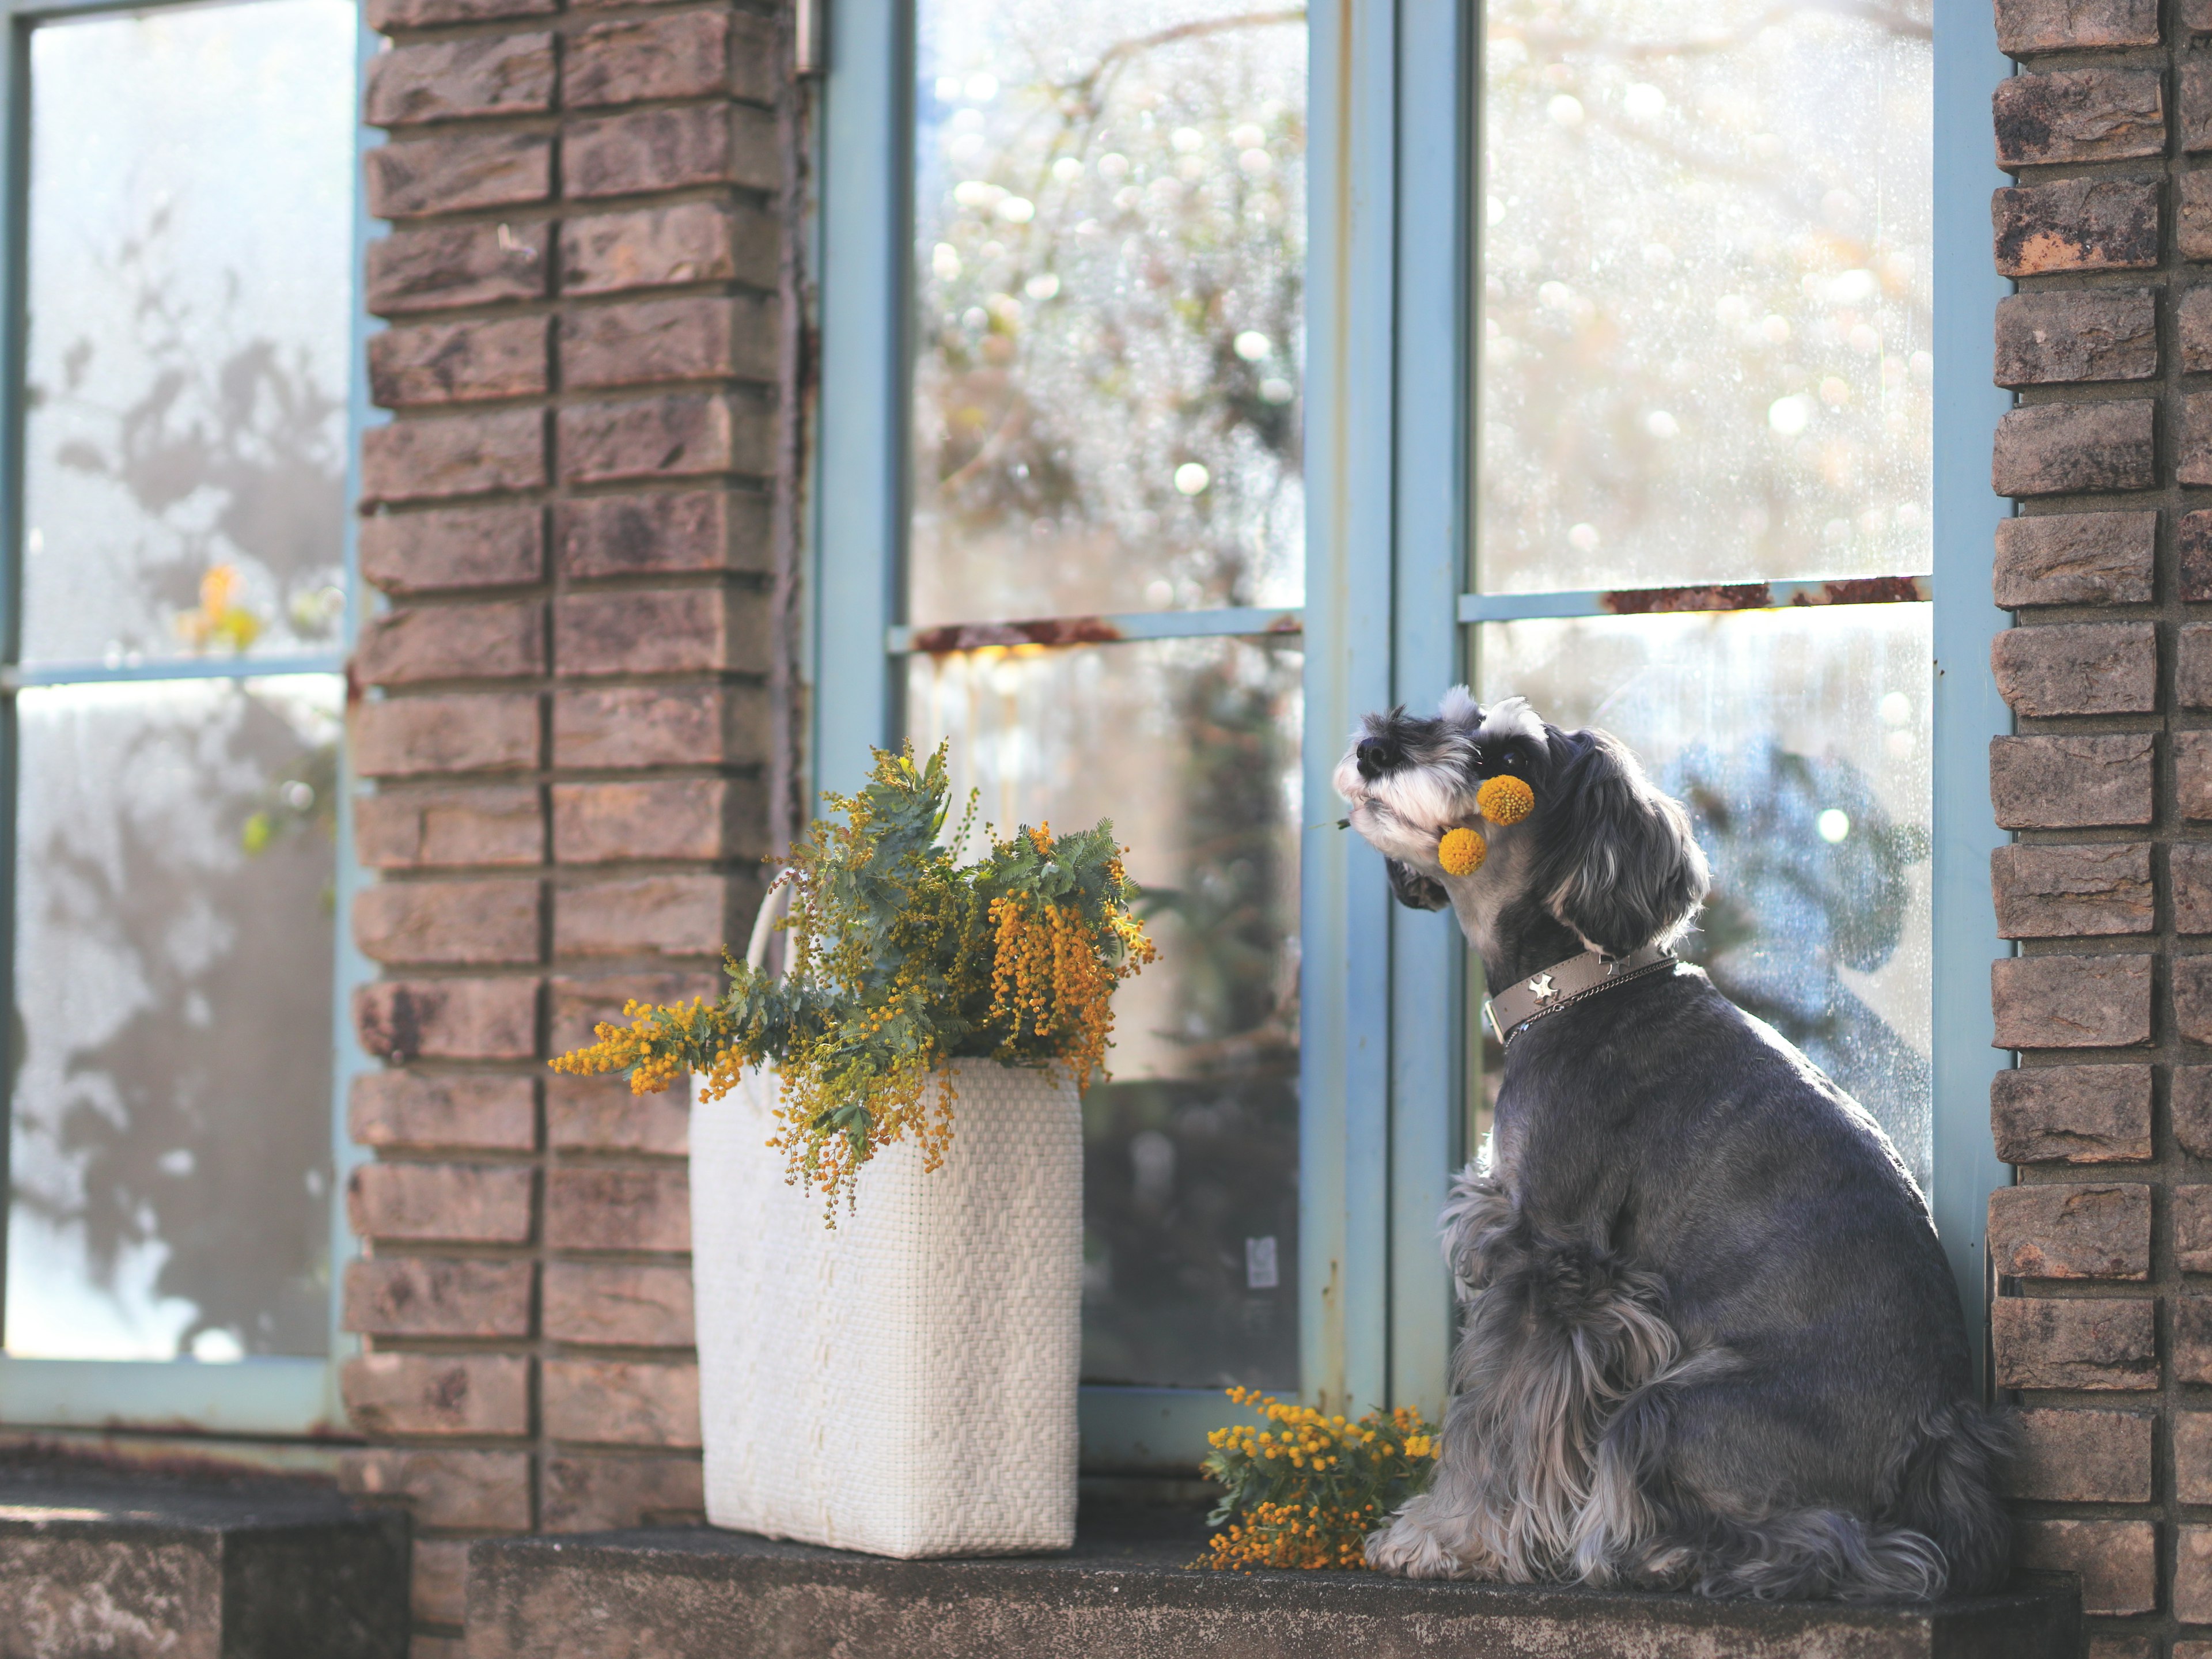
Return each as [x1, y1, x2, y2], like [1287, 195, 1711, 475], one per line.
[1335, 689, 2009, 1601]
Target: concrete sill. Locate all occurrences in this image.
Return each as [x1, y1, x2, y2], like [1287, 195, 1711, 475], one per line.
[468, 1502, 2079, 1659]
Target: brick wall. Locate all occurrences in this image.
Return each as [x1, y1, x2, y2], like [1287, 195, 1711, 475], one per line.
[1990, 0, 2212, 1650]
[336, 1, 798, 1649]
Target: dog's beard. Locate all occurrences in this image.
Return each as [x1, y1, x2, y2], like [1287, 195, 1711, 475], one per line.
[1331, 751, 1480, 871]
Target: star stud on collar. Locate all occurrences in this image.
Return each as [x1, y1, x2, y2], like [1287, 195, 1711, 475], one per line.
[1526, 972, 1556, 1001]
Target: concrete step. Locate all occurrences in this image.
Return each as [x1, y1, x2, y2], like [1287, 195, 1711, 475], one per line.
[465, 1502, 2078, 1659]
[0, 1474, 410, 1659]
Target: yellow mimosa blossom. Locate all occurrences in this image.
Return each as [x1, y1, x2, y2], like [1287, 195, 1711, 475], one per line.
[1477, 774, 1536, 825]
[1437, 826, 1486, 876]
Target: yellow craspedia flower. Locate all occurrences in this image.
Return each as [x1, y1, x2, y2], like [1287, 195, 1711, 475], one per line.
[1438, 825, 1487, 876]
[1477, 774, 1535, 825]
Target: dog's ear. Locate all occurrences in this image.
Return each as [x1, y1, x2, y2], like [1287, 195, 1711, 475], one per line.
[1386, 858, 1451, 912]
[1539, 729, 1709, 955]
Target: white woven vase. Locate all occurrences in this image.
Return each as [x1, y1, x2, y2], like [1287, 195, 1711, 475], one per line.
[690, 1055, 1083, 1558]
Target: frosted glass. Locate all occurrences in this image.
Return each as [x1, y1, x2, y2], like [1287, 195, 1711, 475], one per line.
[909, 0, 1306, 626]
[1477, 0, 1932, 592]
[908, 637, 1301, 1387]
[21, 0, 357, 666]
[1478, 608, 1933, 1187]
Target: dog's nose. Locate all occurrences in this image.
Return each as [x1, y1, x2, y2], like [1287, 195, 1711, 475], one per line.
[1355, 738, 1397, 779]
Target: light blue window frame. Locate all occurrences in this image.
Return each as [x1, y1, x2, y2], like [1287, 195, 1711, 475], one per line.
[0, 0, 377, 1436]
[815, 0, 2012, 1470]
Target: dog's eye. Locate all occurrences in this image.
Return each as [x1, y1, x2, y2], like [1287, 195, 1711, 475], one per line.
[1501, 748, 1520, 768]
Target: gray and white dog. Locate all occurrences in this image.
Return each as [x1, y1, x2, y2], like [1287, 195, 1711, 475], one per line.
[1336, 690, 2009, 1601]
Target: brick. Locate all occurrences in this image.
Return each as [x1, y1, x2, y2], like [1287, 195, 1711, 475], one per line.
[2104, 1642, 2159, 1659]
[353, 978, 539, 1062]
[546, 1166, 691, 1252]
[367, 0, 552, 27]
[553, 589, 766, 677]
[2175, 955, 2212, 1043]
[359, 410, 545, 505]
[1990, 622, 2156, 715]
[724, 9, 779, 103]
[568, 12, 731, 108]
[553, 684, 767, 769]
[2186, 509, 2212, 600]
[1992, 400, 2156, 497]
[340, 1449, 531, 1531]
[1993, 71, 2164, 167]
[2179, 1296, 2212, 1380]
[355, 879, 540, 967]
[543, 1359, 699, 1446]
[1994, 0, 2159, 51]
[543, 1262, 695, 1346]
[554, 491, 767, 578]
[2184, 171, 2212, 260]
[414, 1638, 465, 1659]
[2180, 627, 2212, 713]
[2194, 0, 2212, 32]
[1994, 512, 2156, 607]
[1994, 177, 2160, 276]
[342, 1257, 534, 1338]
[1988, 1183, 2150, 1279]
[354, 692, 540, 778]
[564, 105, 772, 200]
[2183, 732, 2212, 820]
[357, 601, 544, 687]
[1991, 734, 2154, 829]
[369, 317, 547, 410]
[347, 1161, 535, 1244]
[1992, 1065, 2153, 1163]
[364, 33, 555, 127]
[2183, 1526, 2212, 1622]
[357, 786, 543, 870]
[555, 874, 742, 959]
[1992, 843, 2152, 939]
[2179, 1186, 2212, 1272]
[2006, 1408, 2153, 1501]
[547, 1073, 688, 1154]
[350, 1072, 536, 1152]
[2014, 1519, 2157, 1616]
[412, 1539, 468, 1627]
[548, 971, 719, 1054]
[1993, 1296, 2155, 1388]
[365, 131, 551, 221]
[361, 506, 543, 594]
[1991, 954, 2152, 1049]
[561, 201, 777, 296]
[2180, 1412, 2212, 1502]
[558, 393, 771, 483]
[1994, 290, 2157, 388]
[2190, 63, 2212, 153]
[366, 222, 549, 318]
[2182, 395, 2212, 488]
[340, 1353, 530, 1437]
[562, 297, 778, 391]
[553, 778, 755, 863]
[2182, 1067, 2212, 1158]
[540, 1455, 702, 1533]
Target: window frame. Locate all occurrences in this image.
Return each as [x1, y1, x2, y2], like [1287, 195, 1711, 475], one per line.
[0, 0, 376, 1436]
[814, 0, 2010, 1471]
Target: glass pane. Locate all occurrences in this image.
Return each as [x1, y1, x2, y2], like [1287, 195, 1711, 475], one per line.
[909, 0, 1306, 626]
[1476, 609, 1933, 1188]
[7, 676, 340, 1361]
[1476, 0, 1931, 592]
[908, 638, 1301, 1388]
[21, 0, 357, 666]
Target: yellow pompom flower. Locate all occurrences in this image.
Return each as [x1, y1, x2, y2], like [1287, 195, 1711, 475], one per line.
[1477, 774, 1535, 825]
[1437, 825, 1487, 876]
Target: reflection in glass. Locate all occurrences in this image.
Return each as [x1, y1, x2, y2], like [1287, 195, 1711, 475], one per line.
[910, 0, 1306, 626]
[7, 677, 340, 1361]
[1478, 608, 1933, 1185]
[908, 638, 1301, 1387]
[1477, 0, 1931, 591]
[22, 0, 357, 666]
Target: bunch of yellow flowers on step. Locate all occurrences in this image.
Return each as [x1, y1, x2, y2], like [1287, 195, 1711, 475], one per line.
[1197, 1388, 1439, 1570]
[551, 743, 1153, 1219]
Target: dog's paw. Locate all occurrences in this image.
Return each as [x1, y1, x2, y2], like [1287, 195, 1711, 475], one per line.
[1365, 1512, 1468, 1579]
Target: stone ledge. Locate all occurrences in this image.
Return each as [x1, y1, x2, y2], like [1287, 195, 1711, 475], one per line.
[0, 1475, 410, 1658]
[466, 1503, 2079, 1659]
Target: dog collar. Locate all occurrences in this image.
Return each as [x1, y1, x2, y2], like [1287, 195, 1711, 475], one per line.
[1482, 942, 1677, 1047]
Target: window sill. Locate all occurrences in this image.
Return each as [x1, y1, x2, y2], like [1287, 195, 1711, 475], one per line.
[467, 1502, 2078, 1658]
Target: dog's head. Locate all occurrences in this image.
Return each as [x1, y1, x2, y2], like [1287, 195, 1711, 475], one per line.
[1332, 689, 1709, 962]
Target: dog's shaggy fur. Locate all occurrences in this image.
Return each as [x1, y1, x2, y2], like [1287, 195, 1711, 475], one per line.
[1335, 692, 2010, 1601]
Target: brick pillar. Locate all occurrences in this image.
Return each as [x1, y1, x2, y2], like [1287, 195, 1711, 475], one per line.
[338, 2, 795, 1649]
[1987, 0, 2212, 1649]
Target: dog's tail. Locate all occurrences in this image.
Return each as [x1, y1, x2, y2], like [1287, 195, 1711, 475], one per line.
[1635, 1402, 2014, 1603]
